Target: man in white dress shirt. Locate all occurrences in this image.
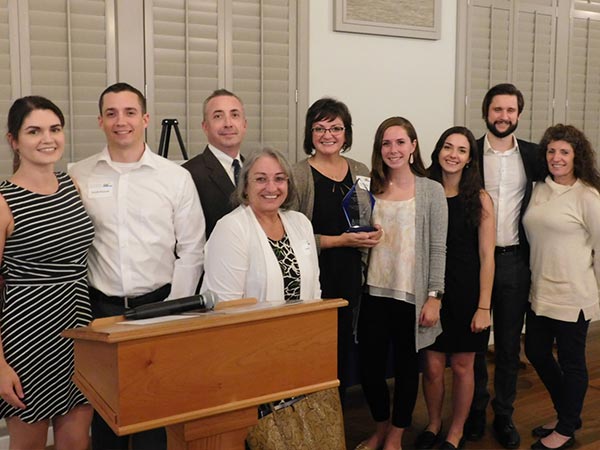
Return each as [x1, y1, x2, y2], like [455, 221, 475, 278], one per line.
[70, 82, 206, 450]
[464, 83, 541, 449]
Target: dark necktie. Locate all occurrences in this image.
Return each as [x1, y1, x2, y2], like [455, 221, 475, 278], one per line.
[232, 159, 241, 186]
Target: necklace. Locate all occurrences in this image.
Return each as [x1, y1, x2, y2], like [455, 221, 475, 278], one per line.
[332, 179, 352, 194]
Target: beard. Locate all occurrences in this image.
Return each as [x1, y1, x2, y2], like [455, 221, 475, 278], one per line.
[486, 118, 518, 138]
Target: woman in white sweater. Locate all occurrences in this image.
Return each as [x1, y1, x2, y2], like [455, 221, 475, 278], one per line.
[202, 148, 321, 304]
[523, 124, 600, 450]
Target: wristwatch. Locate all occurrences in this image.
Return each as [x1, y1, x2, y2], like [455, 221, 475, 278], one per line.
[428, 290, 443, 300]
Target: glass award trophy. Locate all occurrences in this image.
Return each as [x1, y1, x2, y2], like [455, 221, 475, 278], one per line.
[342, 176, 376, 233]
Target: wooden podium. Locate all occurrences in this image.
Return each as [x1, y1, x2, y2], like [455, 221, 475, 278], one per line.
[63, 298, 347, 449]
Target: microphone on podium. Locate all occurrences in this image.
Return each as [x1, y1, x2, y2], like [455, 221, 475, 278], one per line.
[124, 291, 219, 320]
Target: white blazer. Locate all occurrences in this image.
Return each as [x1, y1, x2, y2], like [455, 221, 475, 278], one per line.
[202, 205, 321, 304]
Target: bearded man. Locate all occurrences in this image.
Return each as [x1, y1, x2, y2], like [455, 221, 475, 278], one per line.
[464, 83, 542, 449]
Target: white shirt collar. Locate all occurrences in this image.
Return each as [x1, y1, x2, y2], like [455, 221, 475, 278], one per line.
[95, 144, 158, 171]
[483, 133, 520, 155]
[208, 144, 241, 166]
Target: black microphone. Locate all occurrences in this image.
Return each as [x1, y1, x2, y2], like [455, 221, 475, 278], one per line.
[124, 291, 219, 320]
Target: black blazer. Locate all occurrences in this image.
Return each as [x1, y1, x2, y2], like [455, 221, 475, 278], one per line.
[477, 135, 542, 262]
[183, 146, 237, 239]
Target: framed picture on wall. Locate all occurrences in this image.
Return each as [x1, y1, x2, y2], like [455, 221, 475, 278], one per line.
[334, 0, 441, 40]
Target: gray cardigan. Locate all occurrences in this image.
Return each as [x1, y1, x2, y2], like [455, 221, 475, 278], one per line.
[291, 156, 370, 251]
[409, 176, 448, 350]
[292, 159, 447, 349]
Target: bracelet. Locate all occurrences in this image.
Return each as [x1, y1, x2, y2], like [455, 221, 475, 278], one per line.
[477, 306, 491, 311]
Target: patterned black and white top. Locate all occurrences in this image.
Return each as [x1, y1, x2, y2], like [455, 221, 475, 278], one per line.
[267, 234, 301, 302]
[0, 172, 94, 422]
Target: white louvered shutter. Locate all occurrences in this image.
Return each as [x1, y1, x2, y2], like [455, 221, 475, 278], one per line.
[147, 0, 297, 162]
[513, 1, 556, 142]
[232, 0, 293, 158]
[28, 0, 108, 170]
[147, 0, 219, 158]
[461, 0, 556, 143]
[566, 1, 600, 150]
[464, 0, 513, 138]
[459, 0, 600, 154]
[0, 0, 12, 177]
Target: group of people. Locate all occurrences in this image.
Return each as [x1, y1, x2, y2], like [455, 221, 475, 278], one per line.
[352, 83, 600, 450]
[0, 81, 597, 450]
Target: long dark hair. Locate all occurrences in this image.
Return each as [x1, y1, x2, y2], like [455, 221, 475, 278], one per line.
[428, 126, 483, 227]
[7, 96, 65, 173]
[539, 124, 600, 193]
[370, 117, 427, 195]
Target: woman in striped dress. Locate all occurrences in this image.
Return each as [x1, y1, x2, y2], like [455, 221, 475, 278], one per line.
[0, 96, 94, 450]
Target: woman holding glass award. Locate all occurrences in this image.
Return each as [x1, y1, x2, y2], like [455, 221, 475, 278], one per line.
[356, 117, 447, 450]
[292, 97, 382, 403]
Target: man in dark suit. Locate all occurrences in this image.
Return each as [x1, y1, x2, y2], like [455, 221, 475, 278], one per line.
[183, 89, 247, 238]
[464, 83, 541, 449]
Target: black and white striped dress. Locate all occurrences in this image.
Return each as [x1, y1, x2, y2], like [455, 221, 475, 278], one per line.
[0, 172, 94, 422]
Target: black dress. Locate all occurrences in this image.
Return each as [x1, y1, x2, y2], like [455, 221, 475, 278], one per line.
[429, 194, 490, 353]
[311, 167, 363, 394]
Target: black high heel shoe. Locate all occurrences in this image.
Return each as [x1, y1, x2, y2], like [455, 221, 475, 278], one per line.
[530, 436, 575, 449]
[531, 425, 554, 438]
[414, 427, 441, 449]
[439, 436, 466, 449]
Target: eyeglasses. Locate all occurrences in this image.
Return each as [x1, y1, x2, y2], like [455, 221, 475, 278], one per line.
[250, 175, 289, 185]
[311, 126, 345, 136]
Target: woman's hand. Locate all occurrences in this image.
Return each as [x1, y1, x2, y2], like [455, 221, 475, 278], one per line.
[419, 297, 441, 327]
[471, 308, 491, 333]
[341, 224, 383, 248]
[0, 362, 26, 409]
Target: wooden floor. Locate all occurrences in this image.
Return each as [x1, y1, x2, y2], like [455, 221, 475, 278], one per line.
[343, 321, 600, 450]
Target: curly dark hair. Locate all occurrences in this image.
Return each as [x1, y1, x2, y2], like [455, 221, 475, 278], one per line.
[538, 124, 600, 193]
[370, 117, 427, 195]
[428, 126, 484, 227]
[303, 97, 353, 155]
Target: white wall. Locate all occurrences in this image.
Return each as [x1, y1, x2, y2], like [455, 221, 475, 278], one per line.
[308, 1, 457, 167]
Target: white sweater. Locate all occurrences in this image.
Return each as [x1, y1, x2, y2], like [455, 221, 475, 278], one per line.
[523, 176, 600, 322]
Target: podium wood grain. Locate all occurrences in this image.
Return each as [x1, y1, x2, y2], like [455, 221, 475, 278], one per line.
[63, 298, 347, 449]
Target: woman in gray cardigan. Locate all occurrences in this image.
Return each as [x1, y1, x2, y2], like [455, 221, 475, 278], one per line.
[356, 117, 448, 450]
[292, 98, 382, 403]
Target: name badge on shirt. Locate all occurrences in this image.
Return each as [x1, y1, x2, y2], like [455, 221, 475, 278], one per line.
[302, 240, 312, 254]
[88, 181, 114, 198]
[356, 175, 371, 191]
